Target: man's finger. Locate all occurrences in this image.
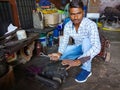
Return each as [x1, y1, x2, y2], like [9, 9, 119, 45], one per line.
[62, 61, 69, 65]
[62, 60, 70, 64]
[62, 63, 68, 65]
[48, 54, 52, 57]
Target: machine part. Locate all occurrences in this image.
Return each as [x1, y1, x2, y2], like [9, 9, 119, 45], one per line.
[52, 76, 62, 84]
[26, 64, 60, 89]
[25, 60, 68, 88]
[0, 60, 9, 78]
[104, 7, 120, 19]
[42, 61, 68, 84]
[39, 52, 50, 58]
[20, 41, 35, 62]
[0, 50, 5, 61]
[35, 75, 60, 89]
[0, 38, 27, 49]
[5, 53, 17, 63]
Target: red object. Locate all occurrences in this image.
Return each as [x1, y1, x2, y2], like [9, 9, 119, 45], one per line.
[36, 41, 42, 56]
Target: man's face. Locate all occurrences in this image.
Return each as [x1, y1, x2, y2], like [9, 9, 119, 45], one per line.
[69, 8, 84, 25]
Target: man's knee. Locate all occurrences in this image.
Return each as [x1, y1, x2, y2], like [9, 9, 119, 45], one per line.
[82, 38, 91, 53]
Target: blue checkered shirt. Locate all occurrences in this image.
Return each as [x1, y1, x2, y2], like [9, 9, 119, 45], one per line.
[58, 17, 101, 59]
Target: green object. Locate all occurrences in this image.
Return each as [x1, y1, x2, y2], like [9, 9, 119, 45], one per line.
[39, 33, 47, 47]
[39, 33, 46, 38]
[57, 10, 64, 14]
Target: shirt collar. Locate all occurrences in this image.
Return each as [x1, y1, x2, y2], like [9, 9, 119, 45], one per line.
[79, 17, 85, 28]
[70, 17, 85, 29]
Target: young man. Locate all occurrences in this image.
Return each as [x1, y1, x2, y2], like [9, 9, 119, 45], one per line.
[48, 0, 101, 83]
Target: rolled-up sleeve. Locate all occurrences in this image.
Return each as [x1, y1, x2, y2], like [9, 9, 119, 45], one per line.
[58, 24, 70, 54]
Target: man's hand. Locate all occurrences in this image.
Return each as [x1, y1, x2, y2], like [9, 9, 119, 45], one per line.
[48, 53, 61, 61]
[62, 59, 81, 70]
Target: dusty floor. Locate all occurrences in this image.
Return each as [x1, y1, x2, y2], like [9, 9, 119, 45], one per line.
[60, 41, 120, 90]
[10, 41, 120, 90]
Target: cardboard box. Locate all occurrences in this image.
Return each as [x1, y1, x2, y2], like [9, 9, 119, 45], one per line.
[87, 0, 101, 13]
[44, 13, 59, 27]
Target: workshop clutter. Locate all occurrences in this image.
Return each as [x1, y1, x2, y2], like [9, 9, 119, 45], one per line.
[100, 5, 120, 31]
[35, 0, 66, 28]
[34, 9, 62, 28]
[36, 23, 63, 55]
[0, 29, 39, 65]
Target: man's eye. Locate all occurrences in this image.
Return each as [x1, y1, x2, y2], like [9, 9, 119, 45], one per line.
[70, 13, 74, 15]
[70, 13, 81, 15]
[76, 12, 81, 15]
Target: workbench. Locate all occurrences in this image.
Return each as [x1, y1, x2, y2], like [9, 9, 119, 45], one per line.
[0, 27, 55, 65]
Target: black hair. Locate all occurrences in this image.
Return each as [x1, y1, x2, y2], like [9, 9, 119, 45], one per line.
[69, 0, 84, 10]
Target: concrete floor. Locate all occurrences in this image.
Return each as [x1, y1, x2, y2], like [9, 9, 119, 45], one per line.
[1, 30, 120, 90]
[60, 41, 120, 90]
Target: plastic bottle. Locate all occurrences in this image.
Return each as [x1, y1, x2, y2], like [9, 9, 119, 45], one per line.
[48, 34, 53, 47]
[53, 29, 59, 45]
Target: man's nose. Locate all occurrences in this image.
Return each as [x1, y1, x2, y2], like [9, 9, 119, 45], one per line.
[74, 15, 78, 19]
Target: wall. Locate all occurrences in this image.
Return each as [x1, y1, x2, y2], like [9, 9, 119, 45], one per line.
[100, 0, 120, 13]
